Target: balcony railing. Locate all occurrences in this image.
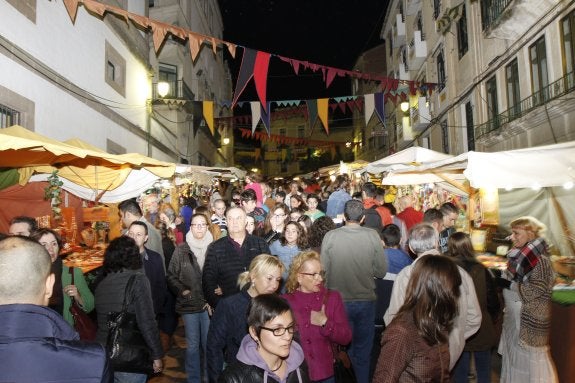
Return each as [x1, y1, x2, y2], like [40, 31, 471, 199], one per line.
[475, 71, 575, 139]
[481, 0, 513, 30]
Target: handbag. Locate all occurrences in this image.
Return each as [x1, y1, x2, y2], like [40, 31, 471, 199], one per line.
[68, 268, 97, 341]
[106, 274, 153, 374]
[323, 290, 357, 383]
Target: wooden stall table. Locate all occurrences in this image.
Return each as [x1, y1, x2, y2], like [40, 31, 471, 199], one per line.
[62, 247, 105, 274]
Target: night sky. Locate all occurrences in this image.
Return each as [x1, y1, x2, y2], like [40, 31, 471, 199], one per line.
[217, 0, 389, 102]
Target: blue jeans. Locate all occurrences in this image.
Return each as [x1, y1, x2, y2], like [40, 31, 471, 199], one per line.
[313, 377, 335, 383]
[183, 311, 210, 383]
[344, 301, 375, 383]
[452, 350, 492, 383]
[113, 372, 147, 383]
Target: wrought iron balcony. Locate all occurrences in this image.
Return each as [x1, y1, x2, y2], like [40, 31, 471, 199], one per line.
[475, 71, 575, 139]
[152, 80, 194, 101]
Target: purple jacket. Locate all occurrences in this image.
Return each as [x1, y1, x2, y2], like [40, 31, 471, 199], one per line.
[283, 287, 352, 381]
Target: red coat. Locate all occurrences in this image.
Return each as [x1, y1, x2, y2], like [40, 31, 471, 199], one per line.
[283, 287, 352, 381]
[397, 207, 424, 231]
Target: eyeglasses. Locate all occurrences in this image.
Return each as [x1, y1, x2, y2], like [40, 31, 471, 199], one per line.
[260, 324, 297, 337]
[299, 270, 326, 279]
[191, 223, 208, 228]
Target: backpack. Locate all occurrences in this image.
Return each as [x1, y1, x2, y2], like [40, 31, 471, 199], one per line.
[363, 205, 383, 232]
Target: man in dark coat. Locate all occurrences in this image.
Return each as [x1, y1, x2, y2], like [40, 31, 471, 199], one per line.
[0, 236, 111, 383]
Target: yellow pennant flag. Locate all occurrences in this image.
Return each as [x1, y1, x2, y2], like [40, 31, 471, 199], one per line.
[203, 101, 214, 136]
[318, 98, 329, 134]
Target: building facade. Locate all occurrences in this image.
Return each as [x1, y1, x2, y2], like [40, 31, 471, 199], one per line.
[0, 0, 232, 165]
[379, 0, 575, 156]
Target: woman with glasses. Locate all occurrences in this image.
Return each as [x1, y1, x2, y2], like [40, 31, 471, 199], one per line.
[269, 221, 308, 281]
[283, 250, 352, 383]
[219, 294, 310, 383]
[207, 254, 284, 383]
[167, 213, 213, 383]
[263, 203, 290, 244]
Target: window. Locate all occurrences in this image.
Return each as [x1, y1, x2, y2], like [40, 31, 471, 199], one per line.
[105, 41, 126, 96]
[388, 31, 393, 56]
[457, 5, 468, 59]
[441, 120, 449, 153]
[297, 126, 305, 138]
[486, 75, 499, 129]
[149, 0, 155, 7]
[505, 59, 520, 119]
[465, 102, 475, 151]
[530, 36, 549, 105]
[0, 103, 21, 128]
[416, 12, 424, 39]
[437, 49, 446, 91]
[433, 0, 441, 20]
[562, 11, 575, 75]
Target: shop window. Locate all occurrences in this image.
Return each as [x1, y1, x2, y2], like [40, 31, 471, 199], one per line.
[457, 5, 468, 59]
[0, 103, 21, 128]
[159, 63, 178, 98]
[433, 0, 441, 20]
[105, 41, 126, 97]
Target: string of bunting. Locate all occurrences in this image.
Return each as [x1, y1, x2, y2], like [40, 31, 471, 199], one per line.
[61, 0, 434, 136]
[238, 128, 360, 148]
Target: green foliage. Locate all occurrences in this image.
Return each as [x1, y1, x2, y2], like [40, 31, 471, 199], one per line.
[44, 170, 64, 222]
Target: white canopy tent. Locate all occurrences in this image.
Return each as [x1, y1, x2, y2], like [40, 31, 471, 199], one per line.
[365, 146, 453, 174]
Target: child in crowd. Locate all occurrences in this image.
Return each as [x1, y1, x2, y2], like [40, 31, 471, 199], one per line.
[211, 199, 228, 236]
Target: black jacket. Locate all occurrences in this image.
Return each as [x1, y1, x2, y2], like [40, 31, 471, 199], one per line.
[167, 242, 207, 314]
[218, 361, 310, 383]
[202, 234, 270, 307]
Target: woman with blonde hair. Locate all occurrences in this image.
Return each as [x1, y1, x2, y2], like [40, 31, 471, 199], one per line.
[282, 250, 352, 383]
[157, 202, 185, 244]
[497, 216, 557, 382]
[206, 254, 285, 383]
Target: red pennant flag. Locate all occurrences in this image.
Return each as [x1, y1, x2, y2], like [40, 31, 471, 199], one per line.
[254, 51, 271, 112]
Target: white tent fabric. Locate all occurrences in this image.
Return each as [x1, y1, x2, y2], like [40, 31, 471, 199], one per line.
[366, 147, 453, 174]
[29, 168, 161, 203]
[402, 141, 575, 189]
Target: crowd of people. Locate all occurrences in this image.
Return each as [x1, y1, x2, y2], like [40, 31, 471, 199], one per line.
[0, 174, 559, 383]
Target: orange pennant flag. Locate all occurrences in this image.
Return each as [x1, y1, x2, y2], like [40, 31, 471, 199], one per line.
[189, 34, 202, 62]
[211, 38, 218, 55]
[129, 13, 151, 29]
[63, 0, 79, 23]
[318, 98, 329, 135]
[203, 101, 214, 136]
[255, 148, 261, 161]
[83, 0, 107, 16]
[152, 23, 168, 53]
[225, 42, 237, 58]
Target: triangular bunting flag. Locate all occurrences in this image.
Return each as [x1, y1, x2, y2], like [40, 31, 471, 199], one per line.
[306, 100, 318, 131]
[374, 93, 385, 124]
[83, 0, 107, 16]
[189, 34, 202, 62]
[152, 23, 168, 53]
[250, 102, 261, 134]
[203, 101, 214, 136]
[63, 0, 79, 23]
[231, 48, 257, 108]
[254, 51, 271, 112]
[318, 98, 329, 135]
[261, 102, 271, 135]
[225, 42, 237, 58]
[364, 93, 375, 125]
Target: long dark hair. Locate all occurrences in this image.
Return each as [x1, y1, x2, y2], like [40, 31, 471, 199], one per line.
[398, 255, 461, 345]
[102, 236, 142, 275]
[307, 216, 336, 248]
[447, 232, 476, 261]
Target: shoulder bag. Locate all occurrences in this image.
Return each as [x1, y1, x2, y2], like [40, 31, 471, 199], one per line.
[322, 290, 357, 383]
[106, 274, 153, 374]
[68, 267, 97, 341]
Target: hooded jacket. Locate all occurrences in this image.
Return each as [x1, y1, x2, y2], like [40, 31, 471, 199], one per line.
[0, 304, 112, 383]
[218, 334, 310, 383]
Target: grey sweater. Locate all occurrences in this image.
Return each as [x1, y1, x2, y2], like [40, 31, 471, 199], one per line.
[321, 224, 387, 301]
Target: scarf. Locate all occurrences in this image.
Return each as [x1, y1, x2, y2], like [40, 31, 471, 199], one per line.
[185, 230, 213, 270]
[507, 237, 547, 282]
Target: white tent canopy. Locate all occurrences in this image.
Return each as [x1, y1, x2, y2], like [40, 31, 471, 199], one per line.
[401, 141, 575, 189]
[366, 146, 453, 174]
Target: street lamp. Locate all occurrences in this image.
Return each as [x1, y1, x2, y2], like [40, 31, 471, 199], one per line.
[400, 101, 410, 113]
[222, 137, 230, 145]
[157, 82, 170, 98]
